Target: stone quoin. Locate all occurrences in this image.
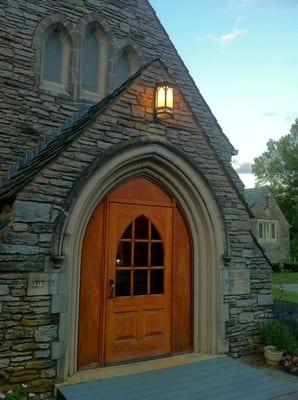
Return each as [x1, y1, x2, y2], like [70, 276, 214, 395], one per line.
[0, 0, 272, 397]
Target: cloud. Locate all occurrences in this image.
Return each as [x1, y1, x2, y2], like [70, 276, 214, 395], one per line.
[209, 29, 248, 44]
[230, 0, 265, 7]
[264, 112, 277, 117]
[235, 162, 253, 174]
[231, 0, 298, 7]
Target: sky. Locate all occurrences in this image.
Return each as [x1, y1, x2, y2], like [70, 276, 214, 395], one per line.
[149, 0, 298, 187]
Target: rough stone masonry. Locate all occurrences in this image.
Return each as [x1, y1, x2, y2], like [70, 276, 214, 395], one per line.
[0, 0, 272, 397]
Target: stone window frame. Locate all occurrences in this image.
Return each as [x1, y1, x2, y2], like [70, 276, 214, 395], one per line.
[78, 22, 109, 103]
[257, 219, 278, 242]
[33, 14, 144, 101]
[33, 14, 74, 98]
[111, 41, 141, 91]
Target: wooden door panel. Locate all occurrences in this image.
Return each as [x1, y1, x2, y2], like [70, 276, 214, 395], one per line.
[78, 200, 105, 369]
[143, 309, 164, 337]
[104, 202, 172, 364]
[114, 311, 138, 341]
[109, 177, 173, 205]
[173, 206, 192, 353]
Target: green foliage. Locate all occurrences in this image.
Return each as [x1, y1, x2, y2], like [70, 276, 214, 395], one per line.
[0, 385, 34, 400]
[4, 387, 27, 400]
[272, 263, 298, 273]
[261, 319, 298, 354]
[252, 119, 298, 258]
[272, 272, 298, 283]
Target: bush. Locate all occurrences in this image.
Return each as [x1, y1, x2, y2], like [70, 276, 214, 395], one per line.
[261, 319, 289, 350]
[272, 263, 298, 273]
[260, 319, 298, 354]
[274, 301, 298, 335]
[0, 385, 35, 400]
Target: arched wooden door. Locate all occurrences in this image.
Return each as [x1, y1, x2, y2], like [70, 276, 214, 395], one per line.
[78, 177, 192, 369]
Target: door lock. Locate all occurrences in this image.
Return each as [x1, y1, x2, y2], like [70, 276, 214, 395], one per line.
[108, 278, 115, 298]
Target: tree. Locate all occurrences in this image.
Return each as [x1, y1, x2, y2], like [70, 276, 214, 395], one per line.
[252, 119, 298, 259]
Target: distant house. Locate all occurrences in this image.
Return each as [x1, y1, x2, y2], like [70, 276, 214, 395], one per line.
[0, 0, 274, 394]
[245, 187, 290, 264]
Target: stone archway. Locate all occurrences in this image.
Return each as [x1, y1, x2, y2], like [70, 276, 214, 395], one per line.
[59, 142, 227, 380]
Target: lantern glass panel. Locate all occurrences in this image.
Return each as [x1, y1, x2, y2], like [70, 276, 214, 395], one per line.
[166, 87, 173, 109]
[157, 86, 166, 109]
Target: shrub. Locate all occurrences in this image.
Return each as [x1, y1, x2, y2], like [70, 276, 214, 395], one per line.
[260, 319, 298, 354]
[0, 385, 34, 400]
[272, 263, 298, 273]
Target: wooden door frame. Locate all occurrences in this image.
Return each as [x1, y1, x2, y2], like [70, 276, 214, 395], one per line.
[78, 178, 192, 368]
[60, 143, 227, 381]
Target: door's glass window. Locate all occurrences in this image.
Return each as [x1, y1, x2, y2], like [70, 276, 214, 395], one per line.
[134, 242, 148, 267]
[150, 269, 164, 294]
[151, 225, 161, 240]
[151, 243, 164, 266]
[134, 270, 148, 295]
[115, 215, 164, 297]
[116, 242, 131, 267]
[122, 223, 132, 239]
[135, 216, 149, 239]
[115, 270, 131, 296]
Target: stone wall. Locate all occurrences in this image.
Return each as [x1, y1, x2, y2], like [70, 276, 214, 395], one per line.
[0, 60, 273, 395]
[0, 273, 57, 394]
[0, 0, 243, 192]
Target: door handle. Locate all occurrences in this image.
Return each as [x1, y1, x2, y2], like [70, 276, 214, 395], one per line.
[108, 278, 115, 299]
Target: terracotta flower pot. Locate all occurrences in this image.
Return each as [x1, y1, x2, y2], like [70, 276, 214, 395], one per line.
[264, 345, 283, 366]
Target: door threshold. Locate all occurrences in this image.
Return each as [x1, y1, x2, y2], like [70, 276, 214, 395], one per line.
[57, 353, 224, 388]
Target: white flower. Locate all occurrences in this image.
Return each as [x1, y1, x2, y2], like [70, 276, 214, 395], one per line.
[28, 394, 35, 398]
[21, 385, 27, 389]
[0, 392, 6, 399]
[7, 391, 12, 394]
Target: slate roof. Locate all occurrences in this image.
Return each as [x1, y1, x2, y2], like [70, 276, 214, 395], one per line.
[145, 0, 237, 158]
[0, 61, 151, 202]
[244, 187, 269, 209]
[0, 58, 253, 219]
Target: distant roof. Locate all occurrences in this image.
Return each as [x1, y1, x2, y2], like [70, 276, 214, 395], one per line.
[244, 187, 269, 208]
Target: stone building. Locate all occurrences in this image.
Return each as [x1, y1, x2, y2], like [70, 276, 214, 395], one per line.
[0, 0, 272, 396]
[245, 187, 290, 264]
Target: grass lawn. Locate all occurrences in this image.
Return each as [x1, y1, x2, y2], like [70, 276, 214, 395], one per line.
[272, 287, 298, 303]
[272, 272, 298, 303]
[272, 272, 298, 284]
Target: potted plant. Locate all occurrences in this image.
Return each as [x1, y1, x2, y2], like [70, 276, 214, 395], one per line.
[260, 319, 287, 366]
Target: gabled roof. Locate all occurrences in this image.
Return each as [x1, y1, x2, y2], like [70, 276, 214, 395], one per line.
[0, 60, 153, 202]
[144, 0, 237, 158]
[0, 57, 253, 220]
[244, 187, 269, 208]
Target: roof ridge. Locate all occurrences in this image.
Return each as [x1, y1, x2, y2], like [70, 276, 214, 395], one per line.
[0, 59, 161, 201]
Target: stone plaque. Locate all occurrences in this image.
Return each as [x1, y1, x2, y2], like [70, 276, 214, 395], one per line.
[28, 273, 59, 296]
[227, 269, 250, 295]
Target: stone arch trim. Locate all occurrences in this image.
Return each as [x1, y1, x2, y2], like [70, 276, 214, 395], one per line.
[58, 142, 228, 380]
[75, 12, 113, 36]
[110, 40, 144, 91]
[115, 40, 143, 66]
[74, 13, 112, 101]
[32, 13, 74, 97]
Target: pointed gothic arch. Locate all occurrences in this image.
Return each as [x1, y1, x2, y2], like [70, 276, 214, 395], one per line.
[33, 14, 73, 95]
[57, 141, 228, 380]
[80, 22, 108, 100]
[114, 46, 140, 88]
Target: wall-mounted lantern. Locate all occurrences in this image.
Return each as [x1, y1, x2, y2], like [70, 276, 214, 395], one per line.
[155, 84, 174, 119]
